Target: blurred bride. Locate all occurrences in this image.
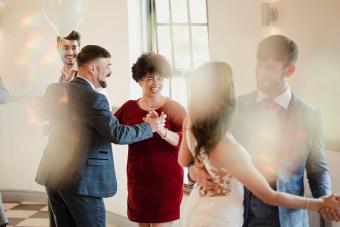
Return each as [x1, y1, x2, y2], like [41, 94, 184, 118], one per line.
[178, 62, 340, 227]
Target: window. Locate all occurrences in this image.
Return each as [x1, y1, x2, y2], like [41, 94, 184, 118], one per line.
[146, 0, 209, 188]
[146, 0, 209, 106]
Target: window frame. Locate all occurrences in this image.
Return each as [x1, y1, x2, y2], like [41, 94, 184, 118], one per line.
[146, 0, 209, 97]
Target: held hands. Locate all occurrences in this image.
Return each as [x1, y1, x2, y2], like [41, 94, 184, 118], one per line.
[319, 194, 340, 222]
[153, 111, 168, 138]
[189, 161, 220, 192]
[143, 111, 167, 132]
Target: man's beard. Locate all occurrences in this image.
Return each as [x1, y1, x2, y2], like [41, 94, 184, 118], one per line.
[62, 55, 76, 66]
[99, 80, 107, 88]
[99, 73, 110, 88]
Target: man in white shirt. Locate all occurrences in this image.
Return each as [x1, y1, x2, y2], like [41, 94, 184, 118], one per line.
[57, 31, 112, 110]
[57, 31, 80, 83]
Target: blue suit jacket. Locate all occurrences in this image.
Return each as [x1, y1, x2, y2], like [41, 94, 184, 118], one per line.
[35, 77, 153, 197]
[0, 193, 8, 225]
[0, 80, 9, 104]
[233, 91, 331, 227]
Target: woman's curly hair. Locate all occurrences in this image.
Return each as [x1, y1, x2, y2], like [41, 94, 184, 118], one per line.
[131, 52, 171, 82]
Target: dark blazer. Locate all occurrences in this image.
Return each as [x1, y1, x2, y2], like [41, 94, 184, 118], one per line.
[0, 81, 9, 225]
[0, 194, 8, 225]
[233, 91, 331, 227]
[35, 77, 153, 197]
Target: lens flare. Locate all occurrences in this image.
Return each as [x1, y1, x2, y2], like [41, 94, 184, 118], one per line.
[59, 89, 69, 103]
[20, 13, 43, 27]
[26, 105, 40, 125]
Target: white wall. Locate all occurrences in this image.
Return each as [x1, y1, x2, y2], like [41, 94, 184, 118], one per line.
[0, 0, 132, 217]
[0, 0, 57, 192]
[207, 0, 340, 147]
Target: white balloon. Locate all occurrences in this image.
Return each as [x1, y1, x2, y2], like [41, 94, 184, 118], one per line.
[43, 0, 87, 37]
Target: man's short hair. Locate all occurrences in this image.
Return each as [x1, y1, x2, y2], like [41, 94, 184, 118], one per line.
[57, 30, 81, 47]
[257, 35, 298, 65]
[76, 45, 111, 67]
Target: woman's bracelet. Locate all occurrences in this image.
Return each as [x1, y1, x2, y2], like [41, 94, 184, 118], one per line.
[187, 165, 197, 186]
[305, 197, 310, 210]
[161, 128, 168, 139]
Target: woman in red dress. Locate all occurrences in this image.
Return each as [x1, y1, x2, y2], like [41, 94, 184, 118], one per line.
[114, 52, 186, 227]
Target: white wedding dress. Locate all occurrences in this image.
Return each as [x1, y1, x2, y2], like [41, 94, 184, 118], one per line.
[183, 128, 245, 227]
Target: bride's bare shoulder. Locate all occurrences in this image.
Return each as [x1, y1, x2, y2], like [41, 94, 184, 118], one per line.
[217, 134, 250, 161]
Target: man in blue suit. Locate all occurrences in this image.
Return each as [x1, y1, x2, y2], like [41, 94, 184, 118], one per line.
[188, 35, 339, 226]
[234, 35, 335, 227]
[0, 78, 9, 227]
[35, 45, 161, 227]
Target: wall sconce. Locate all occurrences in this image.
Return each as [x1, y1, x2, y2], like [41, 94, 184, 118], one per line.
[261, 2, 278, 26]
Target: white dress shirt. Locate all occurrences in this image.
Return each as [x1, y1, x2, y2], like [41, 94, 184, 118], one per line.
[256, 87, 292, 110]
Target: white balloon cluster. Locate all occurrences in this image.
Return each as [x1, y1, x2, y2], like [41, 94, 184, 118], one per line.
[43, 0, 87, 37]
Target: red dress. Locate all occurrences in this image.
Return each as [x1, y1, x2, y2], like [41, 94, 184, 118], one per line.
[114, 99, 185, 223]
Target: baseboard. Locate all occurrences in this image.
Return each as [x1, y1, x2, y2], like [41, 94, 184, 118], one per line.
[0, 189, 134, 226]
[0, 189, 48, 203]
[106, 212, 136, 227]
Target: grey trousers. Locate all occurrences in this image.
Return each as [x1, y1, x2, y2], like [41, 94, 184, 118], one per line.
[0, 193, 8, 225]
